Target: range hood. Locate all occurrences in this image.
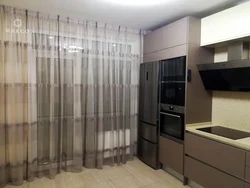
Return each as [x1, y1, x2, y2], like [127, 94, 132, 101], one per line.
[197, 41, 250, 92]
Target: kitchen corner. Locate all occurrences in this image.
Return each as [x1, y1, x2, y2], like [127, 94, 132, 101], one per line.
[139, 2, 250, 188]
[186, 123, 250, 151]
[185, 122, 250, 188]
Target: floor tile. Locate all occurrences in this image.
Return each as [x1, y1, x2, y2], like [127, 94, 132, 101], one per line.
[152, 169, 184, 188]
[103, 165, 130, 180]
[111, 175, 143, 188]
[54, 173, 70, 188]
[132, 168, 163, 186]
[66, 172, 86, 188]
[86, 181, 115, 188]
[40, 177, 57, 188]
[79, 169, 108, 185]
[145, 181, 173, 188]
[123, 159, 152, 175]
[3, 158, 188, 188]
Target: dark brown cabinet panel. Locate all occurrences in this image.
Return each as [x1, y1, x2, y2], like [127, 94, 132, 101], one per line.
[246, 166, 250, 182]
[245, 183, 250, 188]
[185, 156, 245, 188]
[159, 136, 184, 174]
[246, 152, 250, 167]
[185, 132, 246, 179]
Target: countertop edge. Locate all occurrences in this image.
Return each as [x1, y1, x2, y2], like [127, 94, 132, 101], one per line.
[186, 124, 250, 151]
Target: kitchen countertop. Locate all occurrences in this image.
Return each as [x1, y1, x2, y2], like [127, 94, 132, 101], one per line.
[186, 122, 250, 151]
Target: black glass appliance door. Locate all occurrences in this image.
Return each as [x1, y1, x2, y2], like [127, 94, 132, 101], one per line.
[160, 112, 184, 140]
[161, 82, 185, 106]
[161, 56, 186, 81]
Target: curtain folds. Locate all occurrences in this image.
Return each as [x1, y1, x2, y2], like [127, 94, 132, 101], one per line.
[0, 5, 143, 187]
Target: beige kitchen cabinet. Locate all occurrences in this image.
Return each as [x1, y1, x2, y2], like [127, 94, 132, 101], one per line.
[143, 44, 187, 63]
[185, 132, 246, 179]
[143, 28, 163, 54]
[159, 136, 184, 174]
[144, 17, 188, 55]
[161, 17, 188, 50]
[185, 156, 245, 188]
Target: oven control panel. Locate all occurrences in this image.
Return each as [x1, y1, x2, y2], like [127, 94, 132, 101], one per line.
[160, 103, 185, 114]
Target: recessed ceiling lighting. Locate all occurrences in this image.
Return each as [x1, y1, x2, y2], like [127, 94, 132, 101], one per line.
[105, 0, 171, 6]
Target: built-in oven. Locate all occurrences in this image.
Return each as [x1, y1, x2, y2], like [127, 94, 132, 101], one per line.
[159, 56, 186, 142]
[161, 56, 186, 82]
[160, 107, 185, 142]
[161, 82, 185, 107]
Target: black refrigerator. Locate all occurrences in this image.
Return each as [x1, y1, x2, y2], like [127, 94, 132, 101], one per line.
[138, 61, 159, 169]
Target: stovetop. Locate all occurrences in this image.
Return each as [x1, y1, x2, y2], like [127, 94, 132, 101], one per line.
[197, 126, 250, 140]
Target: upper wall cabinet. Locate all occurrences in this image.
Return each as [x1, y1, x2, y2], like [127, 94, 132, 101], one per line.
[144, 17, 188, 55]
[161, 18, 188, 50]
[144, 28, 163, 54]
[201, 1, 250, 46]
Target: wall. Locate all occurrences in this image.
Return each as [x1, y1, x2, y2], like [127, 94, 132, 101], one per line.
[212, 48, 250, 132]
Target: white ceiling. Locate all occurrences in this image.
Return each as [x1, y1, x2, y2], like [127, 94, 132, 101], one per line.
[0, 0, 248, 30]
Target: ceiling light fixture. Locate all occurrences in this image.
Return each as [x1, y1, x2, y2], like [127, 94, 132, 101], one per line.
[106, 0, 170, 6]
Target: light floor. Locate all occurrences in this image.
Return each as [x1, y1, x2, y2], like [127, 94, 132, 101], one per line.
[5, 158, 191, 188]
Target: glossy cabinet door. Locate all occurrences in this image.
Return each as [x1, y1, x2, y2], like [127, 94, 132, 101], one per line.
[159, 136, 184, 174]
[185, 132, 246, 179]
[139, 62, 159, 125]
[185, 156, 245, 188]
[245, 183, 250, 188]
[246, 152, 250, 167]
[143, 17, 188, 55]
[144, 28, 163, 54]
[245, 166, 250, 182]
[162, 18, 188, 50]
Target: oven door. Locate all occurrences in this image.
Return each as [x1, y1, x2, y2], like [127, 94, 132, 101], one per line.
[161, 82, 185, 107]
[160, 112, 184, 141]
[161, 56, 186, 81]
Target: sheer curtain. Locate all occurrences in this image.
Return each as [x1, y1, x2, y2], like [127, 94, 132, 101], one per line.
[0, 5, 143, 187]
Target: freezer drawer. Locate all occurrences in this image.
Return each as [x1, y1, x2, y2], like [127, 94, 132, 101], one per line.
[138, 138, 158, 169]
[139, 121, 157, 143]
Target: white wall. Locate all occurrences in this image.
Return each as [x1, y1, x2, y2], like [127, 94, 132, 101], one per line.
[201, 1, 250, 46]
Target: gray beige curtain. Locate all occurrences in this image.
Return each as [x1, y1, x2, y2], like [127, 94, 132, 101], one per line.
[0, 5, 143, 187]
